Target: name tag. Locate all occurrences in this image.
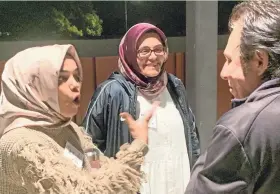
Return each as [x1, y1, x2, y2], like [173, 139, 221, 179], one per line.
[64, 142, 84, 168]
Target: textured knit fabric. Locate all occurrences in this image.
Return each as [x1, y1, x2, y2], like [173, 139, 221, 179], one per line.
[0, 122, 148, 194]
[0, 44, 148, 194]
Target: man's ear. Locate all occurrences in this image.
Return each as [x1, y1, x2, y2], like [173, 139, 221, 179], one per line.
[255, 50, 269, 76]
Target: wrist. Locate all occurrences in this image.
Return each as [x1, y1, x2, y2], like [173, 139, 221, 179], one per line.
[129, 139, 149, 155]
[135, 136, 148, 144]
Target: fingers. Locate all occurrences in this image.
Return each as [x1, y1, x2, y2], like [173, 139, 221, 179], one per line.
[143, 101, 160, 121]
[120, 101, 160, 124]
[120, 112, 134, 127]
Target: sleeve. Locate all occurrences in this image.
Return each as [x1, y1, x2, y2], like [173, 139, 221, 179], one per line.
[100, 139, 148, 176]
[82, 81, 132, 157]
[187, 104, 200, 164]
[79, 125, 147, 173]
[5, 138, 148, 194]
[178, 79, 200, 164]
[185, 125, 253, 194]
[82, 83, 110, 153]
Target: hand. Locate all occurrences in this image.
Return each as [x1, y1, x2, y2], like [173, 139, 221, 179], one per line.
[120, 101, 160, 144]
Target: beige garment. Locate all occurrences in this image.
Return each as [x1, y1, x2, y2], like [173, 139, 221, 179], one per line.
[0, 45, 148, 193]
[0, 122, 148, 194]
[0, 44, 82, 136]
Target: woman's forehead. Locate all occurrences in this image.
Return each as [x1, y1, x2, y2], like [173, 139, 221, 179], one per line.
[137, 32, 163, 49]
[61, 57, 78, 72]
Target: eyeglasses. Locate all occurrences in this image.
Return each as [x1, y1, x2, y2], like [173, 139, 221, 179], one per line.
[137, 46, 166, 59]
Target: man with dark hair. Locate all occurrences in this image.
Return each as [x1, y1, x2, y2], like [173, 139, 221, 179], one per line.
[186, 1, 280, 193]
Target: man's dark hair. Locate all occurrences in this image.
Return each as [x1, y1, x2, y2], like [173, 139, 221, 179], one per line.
[229, 0, 280, 81]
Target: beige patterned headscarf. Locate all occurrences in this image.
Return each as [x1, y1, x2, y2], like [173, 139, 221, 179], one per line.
[0, 44, 82, 137]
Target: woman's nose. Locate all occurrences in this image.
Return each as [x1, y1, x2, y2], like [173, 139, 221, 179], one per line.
[69, 76, 81, 91]
[148, 51, 157, 60]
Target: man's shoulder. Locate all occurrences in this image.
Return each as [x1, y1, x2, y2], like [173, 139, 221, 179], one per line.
[217, 95, 280, 143]
[250, 95, 280, 136]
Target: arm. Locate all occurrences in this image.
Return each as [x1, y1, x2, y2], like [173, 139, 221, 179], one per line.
[5, 138, 148, 194]
[178, 79, 200, 164]
[82, 84, 107, 152]
[187, 105, 200, 164]
[78, 123, 147, 172]
[186, 125, 253, 194]
[83, 82, 131, 157]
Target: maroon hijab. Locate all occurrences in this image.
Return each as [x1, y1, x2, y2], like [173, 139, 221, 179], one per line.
[118, 23, 168, 98]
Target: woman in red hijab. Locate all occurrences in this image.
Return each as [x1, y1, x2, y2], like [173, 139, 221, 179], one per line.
[83, 23, 200, 193]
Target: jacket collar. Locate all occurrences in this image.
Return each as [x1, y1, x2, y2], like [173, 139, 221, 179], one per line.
[231, 78, 280, 108]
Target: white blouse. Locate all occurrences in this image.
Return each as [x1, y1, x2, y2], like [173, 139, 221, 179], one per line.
[137, 88, 191, 194]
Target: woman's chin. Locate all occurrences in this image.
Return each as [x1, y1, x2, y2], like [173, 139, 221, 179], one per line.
[60, 110, 78, 119]
[143, 70, 161, 77]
